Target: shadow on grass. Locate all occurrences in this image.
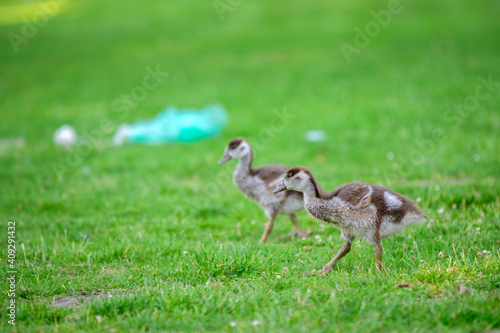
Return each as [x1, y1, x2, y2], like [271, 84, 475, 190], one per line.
[191, 248, 253, 279]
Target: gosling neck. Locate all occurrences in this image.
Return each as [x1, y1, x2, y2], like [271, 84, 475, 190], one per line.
[300, 180, 321, 201]
[235, 150, 254, 175]
[301, 173, 322, 199]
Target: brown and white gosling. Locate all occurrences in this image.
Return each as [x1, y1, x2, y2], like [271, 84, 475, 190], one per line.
[273, 166, 427, 273]
[219, 138, 312, 243]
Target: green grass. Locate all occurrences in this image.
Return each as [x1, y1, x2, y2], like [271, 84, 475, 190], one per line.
[1, 0, 499, 332]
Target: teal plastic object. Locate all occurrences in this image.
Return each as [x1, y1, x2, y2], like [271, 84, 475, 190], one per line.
[127, 104, 228, 143]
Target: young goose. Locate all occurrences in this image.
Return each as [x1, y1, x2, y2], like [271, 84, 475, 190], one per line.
[219, 138, 312, 243]
[273, 166, 427, 273]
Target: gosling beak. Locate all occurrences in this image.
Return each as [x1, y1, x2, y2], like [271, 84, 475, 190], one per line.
[273, 182, 287, 194]
[218, 154, 231, 164]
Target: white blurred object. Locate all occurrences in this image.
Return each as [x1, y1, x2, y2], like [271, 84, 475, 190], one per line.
[53, 125, 77, 147]
[112, 124, 130, 146]
[305, 130, 326, 142]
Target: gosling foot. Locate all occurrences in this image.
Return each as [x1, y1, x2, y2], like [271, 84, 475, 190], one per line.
[376, 264, 387, 274]
[302, 267, 331, 275]
[289, 230, 313, 238]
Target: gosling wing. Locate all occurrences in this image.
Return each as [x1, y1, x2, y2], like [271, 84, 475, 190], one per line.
[251, 164, 287, 191]
[332, 182, 373, 209]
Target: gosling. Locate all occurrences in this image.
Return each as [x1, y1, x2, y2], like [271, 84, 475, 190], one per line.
[219, 138, 312, 243]
[273, 166, 427, 273]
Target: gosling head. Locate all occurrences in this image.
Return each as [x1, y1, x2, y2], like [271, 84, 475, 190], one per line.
[273, 166, 317, 195]
[218, 138, 252, 164]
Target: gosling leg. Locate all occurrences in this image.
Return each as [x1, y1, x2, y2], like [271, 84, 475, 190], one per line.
[289, 213, 312, 238]
[373, 242, 384, 272]
[260, 212, 277, 243]
[312, 240, 352, 274]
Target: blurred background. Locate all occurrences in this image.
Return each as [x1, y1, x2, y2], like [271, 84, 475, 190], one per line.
[1, 0, 499, 239]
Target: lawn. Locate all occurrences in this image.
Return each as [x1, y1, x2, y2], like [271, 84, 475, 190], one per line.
[0, 0, 499, 332]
